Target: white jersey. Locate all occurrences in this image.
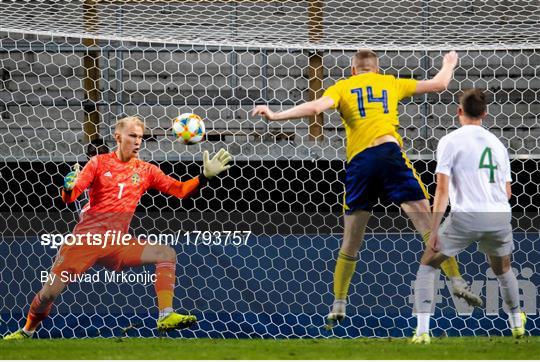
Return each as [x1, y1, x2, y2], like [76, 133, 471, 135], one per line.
[436, 124, 511, 231]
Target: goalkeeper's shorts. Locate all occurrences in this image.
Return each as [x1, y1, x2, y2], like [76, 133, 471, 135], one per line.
[344, 142, 429, 213]
[50, 236, 146, 278]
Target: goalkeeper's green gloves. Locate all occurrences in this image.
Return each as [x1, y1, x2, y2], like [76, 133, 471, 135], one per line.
[203, 149, 232, 179]
[63, 163, 80, 191]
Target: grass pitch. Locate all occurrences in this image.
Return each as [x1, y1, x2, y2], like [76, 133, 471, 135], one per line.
[1, 337, 538, 359]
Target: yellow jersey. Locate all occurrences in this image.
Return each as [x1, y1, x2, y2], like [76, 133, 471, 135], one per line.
[323, 73, 417, 162]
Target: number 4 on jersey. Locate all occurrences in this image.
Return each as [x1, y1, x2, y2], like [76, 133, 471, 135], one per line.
[479, 147, 497, 183]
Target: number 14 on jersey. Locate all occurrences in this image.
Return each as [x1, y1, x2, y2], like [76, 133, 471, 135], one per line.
[351, 86, 389, 117]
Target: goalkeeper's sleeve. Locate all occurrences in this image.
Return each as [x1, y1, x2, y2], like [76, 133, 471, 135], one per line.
[149, 149, 231, 198]
[149, 164, 204, 199]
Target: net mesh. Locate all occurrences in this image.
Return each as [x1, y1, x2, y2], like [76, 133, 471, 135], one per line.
[1, 0, 539, 49]
[0, 0, 539, 338]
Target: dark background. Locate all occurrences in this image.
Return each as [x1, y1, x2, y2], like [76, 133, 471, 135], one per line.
[1, 159, 539, 235]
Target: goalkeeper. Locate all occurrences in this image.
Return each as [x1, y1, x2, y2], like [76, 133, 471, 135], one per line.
[4, 116, 232, 340]
[252, 50, 481, 326]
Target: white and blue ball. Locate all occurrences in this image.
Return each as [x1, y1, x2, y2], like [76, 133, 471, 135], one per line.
[172, 113, 205, 144]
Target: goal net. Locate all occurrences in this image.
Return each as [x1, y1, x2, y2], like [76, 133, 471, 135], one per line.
[0, 0, 538, 338]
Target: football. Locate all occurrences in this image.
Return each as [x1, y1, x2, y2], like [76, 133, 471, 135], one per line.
[172, 113, 205, 144]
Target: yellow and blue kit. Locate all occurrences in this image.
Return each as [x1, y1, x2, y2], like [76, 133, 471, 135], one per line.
[323, 73, 429, 213]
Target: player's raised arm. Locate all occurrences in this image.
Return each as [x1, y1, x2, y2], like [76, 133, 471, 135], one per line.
[61, 157, 98, 203]
[150, 149, 231, 198]
[252, 96, 335, 121]
[415, 51, 459, 94]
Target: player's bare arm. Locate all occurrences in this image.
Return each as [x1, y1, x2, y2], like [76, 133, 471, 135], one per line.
[252, 96, 334, 121]
[415, 51, 459, 94]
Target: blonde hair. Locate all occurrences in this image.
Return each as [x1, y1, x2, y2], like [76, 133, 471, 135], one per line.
[114, 116, 145, 133]
[353, 49, 378, 72]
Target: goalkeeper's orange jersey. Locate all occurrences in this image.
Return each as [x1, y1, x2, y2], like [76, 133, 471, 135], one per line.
[61, 152, 201, 235]
[323, 73, 417, 162]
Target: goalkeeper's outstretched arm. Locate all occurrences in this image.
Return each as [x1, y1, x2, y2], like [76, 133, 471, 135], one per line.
[252, 96, 334, 121]
[150, 149, 232, 199]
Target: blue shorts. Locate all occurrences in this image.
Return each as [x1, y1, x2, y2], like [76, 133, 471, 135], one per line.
[344, 142, 429, 213]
